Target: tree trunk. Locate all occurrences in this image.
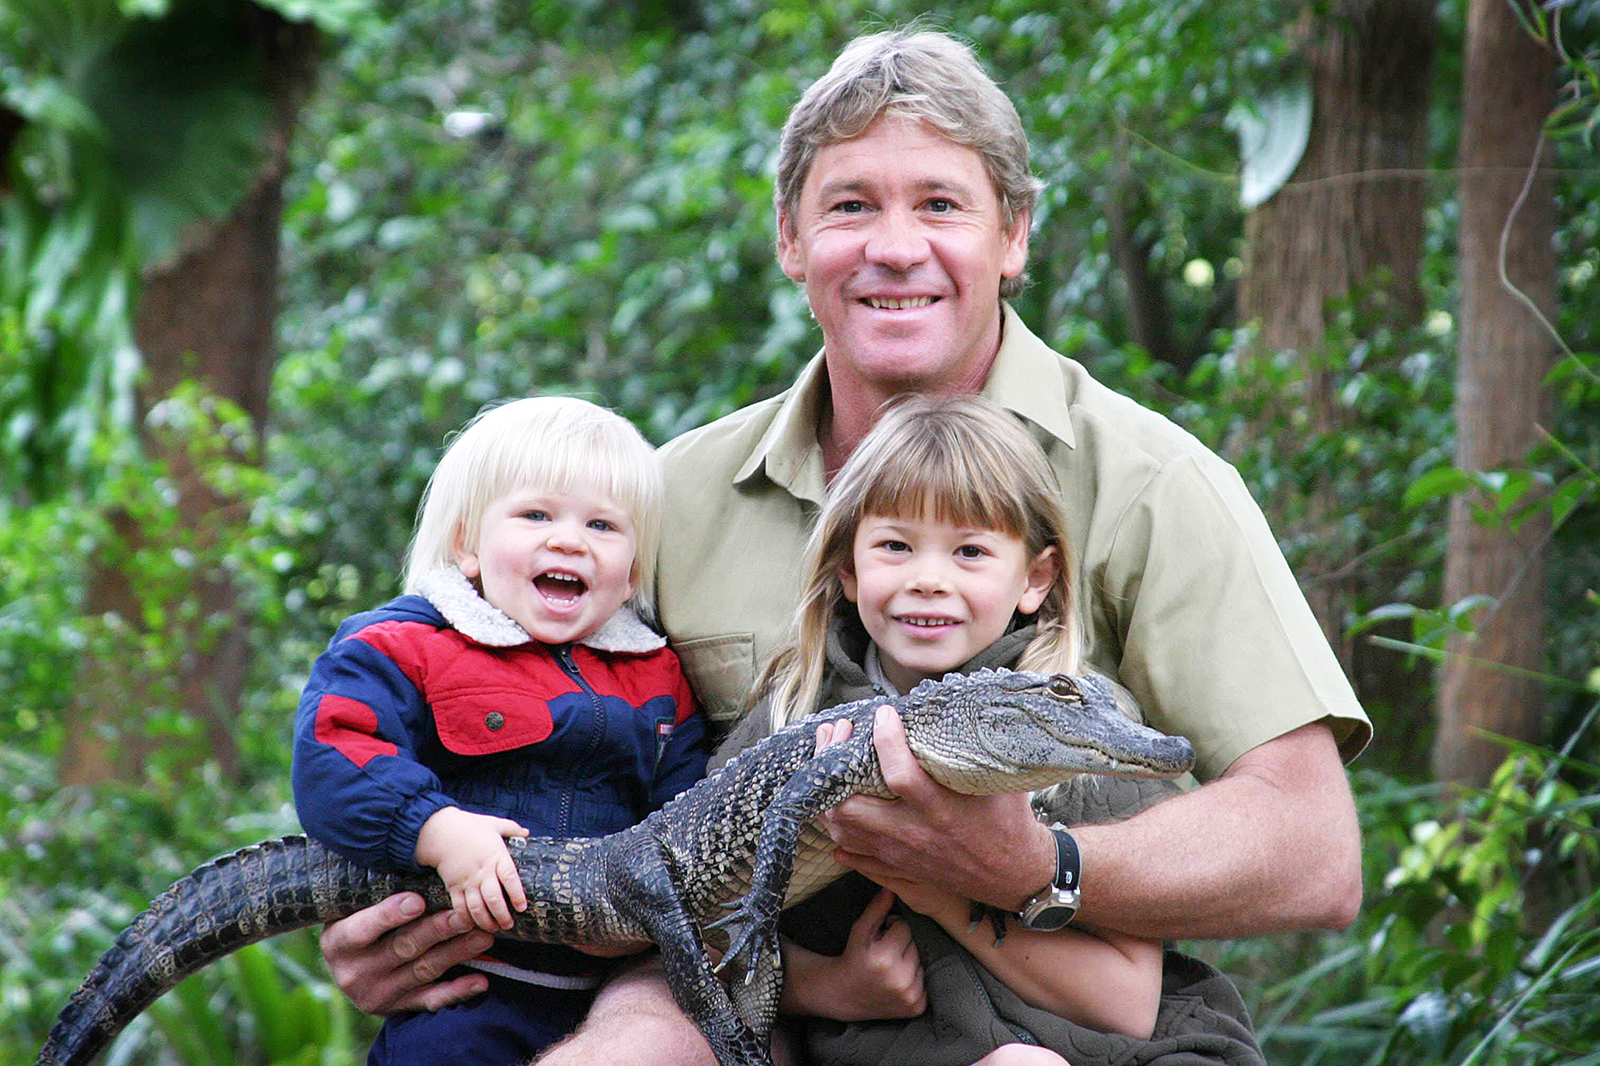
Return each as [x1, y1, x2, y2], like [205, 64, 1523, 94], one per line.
[1435, 0, 1556, 786]
[0, 103, 23, 194]
[61, 10, 318, 784]
[1238, 0, 1434, 711]
[1105, 142, 1182, 370]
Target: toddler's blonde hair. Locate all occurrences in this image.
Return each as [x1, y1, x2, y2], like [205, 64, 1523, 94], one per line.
[404, 396, 662, 621]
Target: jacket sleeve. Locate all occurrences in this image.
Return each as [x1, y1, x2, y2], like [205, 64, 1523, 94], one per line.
[292, 623, 456, 871]
[649, 658, 709, 810]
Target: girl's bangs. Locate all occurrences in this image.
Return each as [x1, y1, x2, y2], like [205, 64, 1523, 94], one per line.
[856, 438, 1028, 537]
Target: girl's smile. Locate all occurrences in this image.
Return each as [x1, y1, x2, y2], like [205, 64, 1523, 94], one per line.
[841, 509, 1056, 694]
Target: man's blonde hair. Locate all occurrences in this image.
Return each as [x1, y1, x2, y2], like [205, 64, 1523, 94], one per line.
[775, 27, 1044, 299]
[404, 396, 663, 621]
[758, 394, 1081, 725]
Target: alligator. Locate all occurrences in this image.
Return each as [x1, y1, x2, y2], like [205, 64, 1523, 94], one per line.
[38, 668, 1194, 1066]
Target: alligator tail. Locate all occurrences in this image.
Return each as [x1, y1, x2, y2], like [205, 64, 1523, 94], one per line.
[37, 835, 429, 1066]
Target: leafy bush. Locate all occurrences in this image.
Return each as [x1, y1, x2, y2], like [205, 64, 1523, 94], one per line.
[0, 744, 379, 1064]
[1255, 727, 1600, 1066]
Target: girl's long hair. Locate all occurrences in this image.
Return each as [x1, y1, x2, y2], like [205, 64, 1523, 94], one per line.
[758, 394, 1082, 726]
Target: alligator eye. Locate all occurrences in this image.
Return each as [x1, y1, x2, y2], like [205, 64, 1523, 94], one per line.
[1047, 675, 1081, 701]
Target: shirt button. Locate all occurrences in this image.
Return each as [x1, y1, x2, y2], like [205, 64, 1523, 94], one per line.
[485, 712, 505, 731]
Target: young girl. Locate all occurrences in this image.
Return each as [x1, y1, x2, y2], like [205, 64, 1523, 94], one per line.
[292, 396, 706, 1066]
[715, 394, 1167, 1066]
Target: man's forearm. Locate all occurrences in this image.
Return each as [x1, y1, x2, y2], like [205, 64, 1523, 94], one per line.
[1071, 722, 1362, 940]
[822, 712, 1361, 941]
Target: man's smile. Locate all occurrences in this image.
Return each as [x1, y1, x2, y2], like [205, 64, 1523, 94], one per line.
[863, 295, 940, 310]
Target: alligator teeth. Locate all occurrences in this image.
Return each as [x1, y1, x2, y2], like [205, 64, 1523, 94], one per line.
[865, 296, 935, 310]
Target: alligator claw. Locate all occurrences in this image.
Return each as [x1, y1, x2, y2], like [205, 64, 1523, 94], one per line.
[964, 900, 1011, 944]
[716, 921, 778, 986]
[706, 905, 742, 930]
[710, 897, 778, 980]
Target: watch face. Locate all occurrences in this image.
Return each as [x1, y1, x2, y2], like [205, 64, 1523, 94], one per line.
[1020, 887, 1080, 930]
[1022, 903, 1076, 931]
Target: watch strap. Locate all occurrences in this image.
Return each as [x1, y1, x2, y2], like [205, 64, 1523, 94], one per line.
[1017, 826, 1081, 930]
[1051, 825, 1080, 893]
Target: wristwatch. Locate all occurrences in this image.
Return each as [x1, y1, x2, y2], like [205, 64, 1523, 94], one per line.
[1017, 825, 1080, 931]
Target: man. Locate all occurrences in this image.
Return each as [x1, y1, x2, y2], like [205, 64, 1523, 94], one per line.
[318, 28, 1369, 1064]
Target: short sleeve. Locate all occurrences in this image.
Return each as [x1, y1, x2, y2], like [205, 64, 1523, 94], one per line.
[1100, 454, 1371, 780]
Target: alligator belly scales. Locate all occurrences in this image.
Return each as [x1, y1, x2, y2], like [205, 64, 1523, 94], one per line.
[38, 668, 1194, 1066]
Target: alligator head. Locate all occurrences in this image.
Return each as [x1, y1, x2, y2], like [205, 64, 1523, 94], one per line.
[901, 668, 1195, 795]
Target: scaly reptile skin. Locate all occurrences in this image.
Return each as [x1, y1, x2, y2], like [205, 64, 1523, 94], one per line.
[38, 668, 1194, 1066]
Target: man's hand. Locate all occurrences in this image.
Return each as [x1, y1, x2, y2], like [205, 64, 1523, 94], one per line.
[318, 893, 495, 1015]
[817, 706, 1055, 912]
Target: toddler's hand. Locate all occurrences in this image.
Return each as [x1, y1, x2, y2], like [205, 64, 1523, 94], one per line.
[415, 807, 530, 933]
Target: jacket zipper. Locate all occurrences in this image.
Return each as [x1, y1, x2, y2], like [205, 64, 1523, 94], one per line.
[555, 645, 607, 835]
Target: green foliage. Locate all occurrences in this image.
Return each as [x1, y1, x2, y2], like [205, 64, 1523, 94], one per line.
[0, 379, 301, 768]
[1351, 346, 1600, 737]
[0, 0, 341, 498]
[0, 492, 97, 751]
[143, 940, 362, 1066]
[1533, 0, 1600, 148]
[0, 47, 140, 499]
[252, 0, 377, 36]
[0, 746, 374, 1064]
[1244, 726, 1600, 1066]
[0, 375, 372, 1062]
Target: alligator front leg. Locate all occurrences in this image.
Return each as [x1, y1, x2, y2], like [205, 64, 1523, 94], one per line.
[711, 733, 879, 981]
[607, 837, 772, 1066]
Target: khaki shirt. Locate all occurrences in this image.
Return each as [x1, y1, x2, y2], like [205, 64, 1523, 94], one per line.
[656, 305, 1370, 781]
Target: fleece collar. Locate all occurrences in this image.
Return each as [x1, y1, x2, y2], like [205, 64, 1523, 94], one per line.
[413, 566, 666, 654]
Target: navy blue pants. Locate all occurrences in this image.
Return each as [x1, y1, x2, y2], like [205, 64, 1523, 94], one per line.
[367, 974, 596, 1066]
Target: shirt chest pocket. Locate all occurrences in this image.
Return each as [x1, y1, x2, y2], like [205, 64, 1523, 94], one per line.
[673, 633, 754, 731]
[431, 687, 555, 757]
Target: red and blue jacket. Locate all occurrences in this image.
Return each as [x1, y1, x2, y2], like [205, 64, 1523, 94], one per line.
[292, 588, 706, 884]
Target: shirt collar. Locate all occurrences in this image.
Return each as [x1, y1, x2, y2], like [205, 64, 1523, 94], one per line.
[732, 302, 1077, 500]
[863, 642, 901, 697]
[981, 303, 1078, 451]
[733, 350, 830, 505]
